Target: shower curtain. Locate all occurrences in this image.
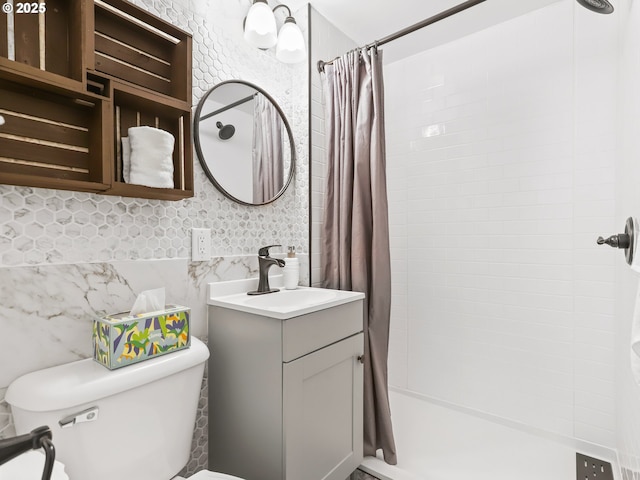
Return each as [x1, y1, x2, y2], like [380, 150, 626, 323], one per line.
[320, 47, 397, 465]
[252, 93, 284, 203]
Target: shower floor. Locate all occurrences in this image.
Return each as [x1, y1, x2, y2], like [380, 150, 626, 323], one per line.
[359, 389, 619, 480]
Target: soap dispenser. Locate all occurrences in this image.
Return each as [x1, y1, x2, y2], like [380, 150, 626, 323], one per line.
[283, 246, 299, 290]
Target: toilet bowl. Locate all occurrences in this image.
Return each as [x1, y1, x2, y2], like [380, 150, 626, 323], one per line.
[6, 337, 245, 480]
[0, 450, 69, 480]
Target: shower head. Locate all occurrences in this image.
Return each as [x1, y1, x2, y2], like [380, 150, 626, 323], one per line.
[216, 121, 235, 140]
[576, 0, 614, 14]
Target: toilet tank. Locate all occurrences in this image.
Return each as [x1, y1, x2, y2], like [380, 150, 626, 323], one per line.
[6, 337, 209, 480]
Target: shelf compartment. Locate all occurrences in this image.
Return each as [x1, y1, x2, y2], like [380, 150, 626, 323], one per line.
[86, 72, 111, 97]
[0, 0, 84, 80]
[0, 0, 193, 201]
[0, 77, 110, 191]
[92, 0, 191, 102]
[107, 82, 193, 201]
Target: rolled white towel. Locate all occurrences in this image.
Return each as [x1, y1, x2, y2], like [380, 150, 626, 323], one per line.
[121, 136, 131, 183]
[0, 450, 69, 480]
[128, 126, 175, 189]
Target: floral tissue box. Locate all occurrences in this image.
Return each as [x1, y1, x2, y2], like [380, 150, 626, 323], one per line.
[93, 305, 190, 370]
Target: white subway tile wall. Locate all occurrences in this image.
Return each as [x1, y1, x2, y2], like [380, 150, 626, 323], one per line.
[617, 0, 640, 474]
[385, 1, 617, 448]
[309, 6, 357, 287]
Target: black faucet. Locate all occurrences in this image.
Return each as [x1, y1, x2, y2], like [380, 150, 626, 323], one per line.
[0, 426, 56, 480]
[248, 245, 286, 295]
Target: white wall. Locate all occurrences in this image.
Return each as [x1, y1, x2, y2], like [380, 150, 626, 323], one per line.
[309, 6, 357, 286]
[199, 100, 254, 202]
[616, 0, 640, 475]
[385, 0, 619, 450]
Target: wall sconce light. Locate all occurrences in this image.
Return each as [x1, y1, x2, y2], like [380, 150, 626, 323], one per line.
[243, 0, 306, 64]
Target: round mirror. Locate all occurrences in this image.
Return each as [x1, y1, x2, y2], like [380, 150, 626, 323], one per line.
[194, 80, 295, 206]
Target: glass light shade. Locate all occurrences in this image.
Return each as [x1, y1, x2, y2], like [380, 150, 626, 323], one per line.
[244, 1, 277, 49]
[275, 19, 306, 64]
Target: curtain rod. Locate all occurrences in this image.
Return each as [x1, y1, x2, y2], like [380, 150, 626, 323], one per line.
[317, 0, 487, 73]
[200, 93, 257, 121]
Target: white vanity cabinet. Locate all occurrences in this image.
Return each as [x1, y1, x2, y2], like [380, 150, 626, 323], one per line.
[207, 289, 364, 480]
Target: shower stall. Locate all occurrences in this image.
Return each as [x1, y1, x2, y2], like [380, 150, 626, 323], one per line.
[310, 0, 640, 478]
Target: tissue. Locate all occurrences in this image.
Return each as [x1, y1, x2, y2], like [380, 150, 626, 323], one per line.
[129, 287, 165, 316]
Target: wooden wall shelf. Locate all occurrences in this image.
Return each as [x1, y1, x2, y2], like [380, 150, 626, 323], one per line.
[0, 0, 193, 201]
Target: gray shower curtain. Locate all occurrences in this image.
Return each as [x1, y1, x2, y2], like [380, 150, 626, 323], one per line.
[253, 93, 284, 203]
[320, 47, 397, 465]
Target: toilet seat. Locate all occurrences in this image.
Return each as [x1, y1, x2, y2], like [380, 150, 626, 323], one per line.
[188, 470, 245, 480]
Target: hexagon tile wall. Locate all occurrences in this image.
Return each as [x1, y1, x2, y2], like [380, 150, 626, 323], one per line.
[0, 0, 309, 476]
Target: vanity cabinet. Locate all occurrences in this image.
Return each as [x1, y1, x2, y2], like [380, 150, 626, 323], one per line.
[207, 298, 364, 480]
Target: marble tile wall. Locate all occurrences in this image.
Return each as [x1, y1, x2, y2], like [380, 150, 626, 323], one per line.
[0, 0, 309, 476]
[0, 255, 312, 388]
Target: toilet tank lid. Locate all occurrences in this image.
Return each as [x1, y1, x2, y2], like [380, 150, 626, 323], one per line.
[189, 471, 246, 480]
[6, 337, 209, 412]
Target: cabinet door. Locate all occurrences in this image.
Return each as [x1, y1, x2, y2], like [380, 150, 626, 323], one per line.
[283, 333, 364, 480]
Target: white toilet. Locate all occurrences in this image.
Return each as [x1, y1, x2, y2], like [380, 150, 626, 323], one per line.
[5, 337, 243, 480]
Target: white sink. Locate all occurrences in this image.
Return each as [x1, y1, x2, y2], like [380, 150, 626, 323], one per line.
[207, 277, 364, 319]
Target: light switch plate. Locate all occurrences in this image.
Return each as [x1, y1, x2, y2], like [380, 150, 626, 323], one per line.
[192, 228, 211, 261]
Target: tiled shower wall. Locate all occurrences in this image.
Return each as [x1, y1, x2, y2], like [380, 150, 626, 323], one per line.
[309, 6, 356, 287]
[0, 0, 309, 476]
[385, 0, 618, 451]
[617, 0, 640, 474]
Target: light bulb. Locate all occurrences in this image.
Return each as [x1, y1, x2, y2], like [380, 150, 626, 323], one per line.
[244, 0, 277, 49]
[276, 18, 306, 64]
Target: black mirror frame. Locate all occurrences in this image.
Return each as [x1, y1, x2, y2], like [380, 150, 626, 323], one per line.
[193, 79, 296, 207]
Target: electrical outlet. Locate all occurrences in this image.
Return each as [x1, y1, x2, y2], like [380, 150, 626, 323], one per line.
[576, 453, 613, 480]
[191, 228, 211, 262]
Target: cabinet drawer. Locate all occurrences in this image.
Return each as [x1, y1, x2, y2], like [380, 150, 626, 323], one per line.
[282, 300, 363, 362]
